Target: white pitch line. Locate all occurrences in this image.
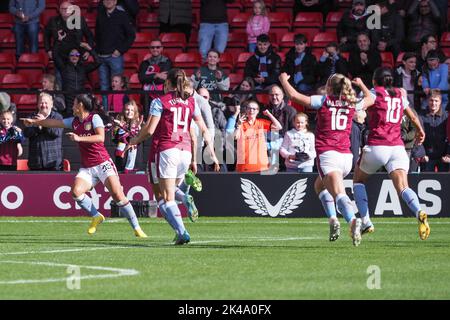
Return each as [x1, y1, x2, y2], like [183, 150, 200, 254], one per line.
[0, 246, 130, 256]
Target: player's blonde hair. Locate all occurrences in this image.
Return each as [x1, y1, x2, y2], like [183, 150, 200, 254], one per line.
[326, 74, 357, 107]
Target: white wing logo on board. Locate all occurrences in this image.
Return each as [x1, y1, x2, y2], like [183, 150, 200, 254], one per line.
[240, 178, 307, 217]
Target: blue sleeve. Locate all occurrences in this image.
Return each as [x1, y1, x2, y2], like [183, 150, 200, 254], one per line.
[92, 114, 104, 129]
[226, 115, 237, 133]
[438, 64, 449, 90]
[421, 74, 429, 89]
[150, 98, 163, 117]
[193, 103, 201, 117]
[63, 117, 75, 129]
[310, 95, 326, 110]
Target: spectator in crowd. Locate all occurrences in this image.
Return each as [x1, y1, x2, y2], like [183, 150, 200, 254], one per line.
[44, 1, 95, 87]
[40, 73, 66, 114]
[159, 0, 192, 42]
[0, 109, 23, 171]
[9, 0, 44, 59]
[294, 0, 334, 23]
[394, 52, 421, 111]
[401, 107, 421, 172]
[244, 34, 282, 89]
[96, 0, 136, 107]
[117, 0, 139, 25]
[198, 0, 231, 61]
[108, 74, 130, 113]
[23, 93, 63, 171]
[280, 112, 316, 172]
[246, 0, 270, 53]
[317, 42, 349, 87]
[370, 0, 404, 60]
[138, 39, 172, 113]
[421, 50, 449, 111]
[226, 100, 282, 173]
[337, 0, 370, 52]
[282, 33, 317, 93]
[405, 0, 442, 51]
[419, 90, 448, 171]
[350, 109, 368, 170]
[348, 32, 382, 88]
[0, 92, 12, 113]
[54, 43, 101, 116]
[191, 49, 230, 104]
[415, 34, 446, 71]
[112, 100, 142, 173]
[223, 77, 256, 119]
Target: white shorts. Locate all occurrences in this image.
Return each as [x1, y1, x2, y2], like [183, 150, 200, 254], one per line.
[359, 145, 409, 174]
[317, 151, 353, 178]
[76, 159, 118, 187]
[147, 153, 159, 185]
[157, 148, 192, 179]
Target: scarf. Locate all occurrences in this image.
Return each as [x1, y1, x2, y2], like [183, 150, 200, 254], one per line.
[294, 52, 305, 85]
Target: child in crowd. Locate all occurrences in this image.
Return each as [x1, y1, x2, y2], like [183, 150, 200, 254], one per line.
[112, 100, 142, 173]
[108, 74, 130, 113]
[246, 0, 270, 53]
[0, 110, 23, 170]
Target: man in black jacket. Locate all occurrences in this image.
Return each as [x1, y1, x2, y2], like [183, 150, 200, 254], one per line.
[348, 32, 381, 88]
[317, 42, 349, 87]
[244, 34, 282, 89]
[337, 0, 370, 52]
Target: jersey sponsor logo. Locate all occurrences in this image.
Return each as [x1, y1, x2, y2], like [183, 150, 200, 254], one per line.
[240, 178, 307, 217]
[84, 122, 92, 131]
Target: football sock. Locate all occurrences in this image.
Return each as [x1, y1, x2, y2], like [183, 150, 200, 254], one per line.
[124, 148, 137, 171]
[318, 190, 336, 218]
[74, 194, 99, 217]
[400, 188, 421, 218]
[161, 201, 186, 236]
[175, 188, 188, 206]
[336, 193, 355, 224]
[158, 199, 177, 231]
[179, 181, 190, 195]
[116, 200, 140, 230]
[353, 183, 370, 224]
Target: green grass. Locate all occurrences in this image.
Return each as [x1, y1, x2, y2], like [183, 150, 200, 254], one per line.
[0, 217, 449, 300]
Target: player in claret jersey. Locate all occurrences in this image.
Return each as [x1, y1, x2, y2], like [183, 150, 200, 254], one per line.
[22, 94, 148, 238]
[352, 67, 430, 240]
[130, 68, 219, 245]
[280, 72, 374, 246]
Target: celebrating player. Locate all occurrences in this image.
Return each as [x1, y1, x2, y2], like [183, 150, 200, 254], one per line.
[279, 72, 374, 246]
[352, 67, 429, 240]
[22, 94, 148, 238]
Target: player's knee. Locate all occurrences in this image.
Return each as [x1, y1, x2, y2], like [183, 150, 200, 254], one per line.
[71, 187, 84, 199]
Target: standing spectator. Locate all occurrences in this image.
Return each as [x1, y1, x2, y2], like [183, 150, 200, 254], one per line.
[282, 33, 317, 93]
[9, 0, 45, 59]
[415, 34, 446, 71]
[138, 39, 172, 113]
[401, 107, 420, 172]
[191, 49, 230, 104]
[96, 0, 136, 107]
[159, 0, 192, 42]
[394, 52, 421, 111]
[44, 1, 95, 88]
[405, 0, 442, 51]
[350, 109, 368, 170]
[244, 34, 282, 89]
[23, 93, 63, 171]
[198, 0, 231, 61]
[41, 73, 66, 114]
[0, 109, 23, 171]
[337, 0, 370, 52]
[280, 112, 316, 172]
[294, 0, 334, 22]
[108, 74, 130, 113]
[419, 90, 448, 171]
[421, 50, 449, 110]
[246, 0, 270, 53]
[317, 42, 349, 87]
[348, 32, 382, 88]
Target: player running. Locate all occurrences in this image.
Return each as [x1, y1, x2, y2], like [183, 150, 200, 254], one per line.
[279, 73, 374, 246]
[22, 94, 148, 237]
[352, 67, 429, 240]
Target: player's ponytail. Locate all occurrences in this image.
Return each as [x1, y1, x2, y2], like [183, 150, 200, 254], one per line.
[327, 74, 357, 107]
[373, 67, 396, 97]
[167, 68, 192, 100]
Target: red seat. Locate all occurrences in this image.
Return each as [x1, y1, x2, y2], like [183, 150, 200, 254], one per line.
[311, 48, 324, 61]
[312, 32, 337, 48]
[227, 1, 244, 17]
[242, 0, 273, 11]
[325, 11, 344, 29]
[128, 73, 141, 89]
[173, 52, 202, 75]
[256, 93, 270, 106]
[39, 10, 57, 29]
[17, 53, 48, 69]
[160, 32, 187, 50]
[16, 94, 38, 113]
[17, 69, 44, 87]
[440, 32, 450, 48]
[219, 52, 234, 73]
[293, 12, 323, 28]
[83, 12, 97, 29]
[396, 52, 405, 67]
[137, 12, 159, 31]
[229, 12, 252, 30]
[134, 32, 153, 48]
[235, 52, 254, 72]
[63, 159, 71, 172]
[123, 52, 138, 71]
[268, 12, 292, 40]
[0, 53, 16, 71]
[289, 28, 319, 46]
[380, 52, 394, 68]
[228, 73, 243, 88]
[0, 13, 14, 29]
[1, 73, 29, 89]
[1, 30, 17, 51]
[279, 32, 296, 50]
[273, 0, 295, 13]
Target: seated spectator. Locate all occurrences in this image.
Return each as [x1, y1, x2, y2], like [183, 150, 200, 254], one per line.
[280, 112, 316, 172]
[370, 0, 404, 60]
[415, 34, 446, 71]
[419, 90, 448, 171]
[108, 74, 130, 113]
[421, 50, 449, 110]
[138, 39, 172, 111]
[54, 44, 101, 116]
[394, 52, 421, 111]
[337, 0, 370, 52]
[223, 77, 256, 119]
[244, 34, 282, 89]
[23, 93, 63, 171]
[350, 109, 368, 170]
[282, 33, 317, 93]
[226, 100, 282, 173]
[0, 109, 23, 171]
[9, 0, 44, 59]
[191, 49, 230, 105]
[348, 32, 382, 88]
[41, 74, 66, 114]
[112, 100, 142, 173]
[246, 0, 270, 53]
[317, 42, 349, 87]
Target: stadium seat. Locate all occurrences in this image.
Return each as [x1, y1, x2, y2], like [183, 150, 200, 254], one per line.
[218, 52, 234, 73]
[0, 53, 16, 71]
[0, 73, 29, 89]
[289, 28, 320, 45]
[1, 30, 17, 52]
[440, 32, 450, 48]
[256, 93, 270, 106]
[173, 52, 202, 75]
[16, 94, 38, 113]
[442, 47, 450, 58]
[17, 159, 30, 171]
[228, 73, 243, 88]
[235, 52, 254, 73]
[128, 73, 141, 89]
[39, 9, 57, 29]
[325, 11, 344, 29]
[226, 32, 248, 61]
[227, 1, 244, 17]
[293, 12, 323, 29]
[242, 0, 273, 11]
[160, 32, 187, 50]
[134, 32, 153, 48]
[311, 48, 324, 61]
[279, 32, 296, 51]
[380, 52, 394, 68]
[312, 32, 338, 48]
[123, 52, 139, 74]
[16, 53, 48, 70]
[229, 12, 252, 31]
[396, 52, 405, 67]
[268, 12, 292, 41]
[137, 12, 159, 31]
[0, 13, 14, 29]
[273, 0, 295, 13]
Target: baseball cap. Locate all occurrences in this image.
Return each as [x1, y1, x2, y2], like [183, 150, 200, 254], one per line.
[353, 0, 365, 5]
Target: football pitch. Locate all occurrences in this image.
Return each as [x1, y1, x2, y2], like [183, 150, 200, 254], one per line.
[1, 217, 449, 300]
